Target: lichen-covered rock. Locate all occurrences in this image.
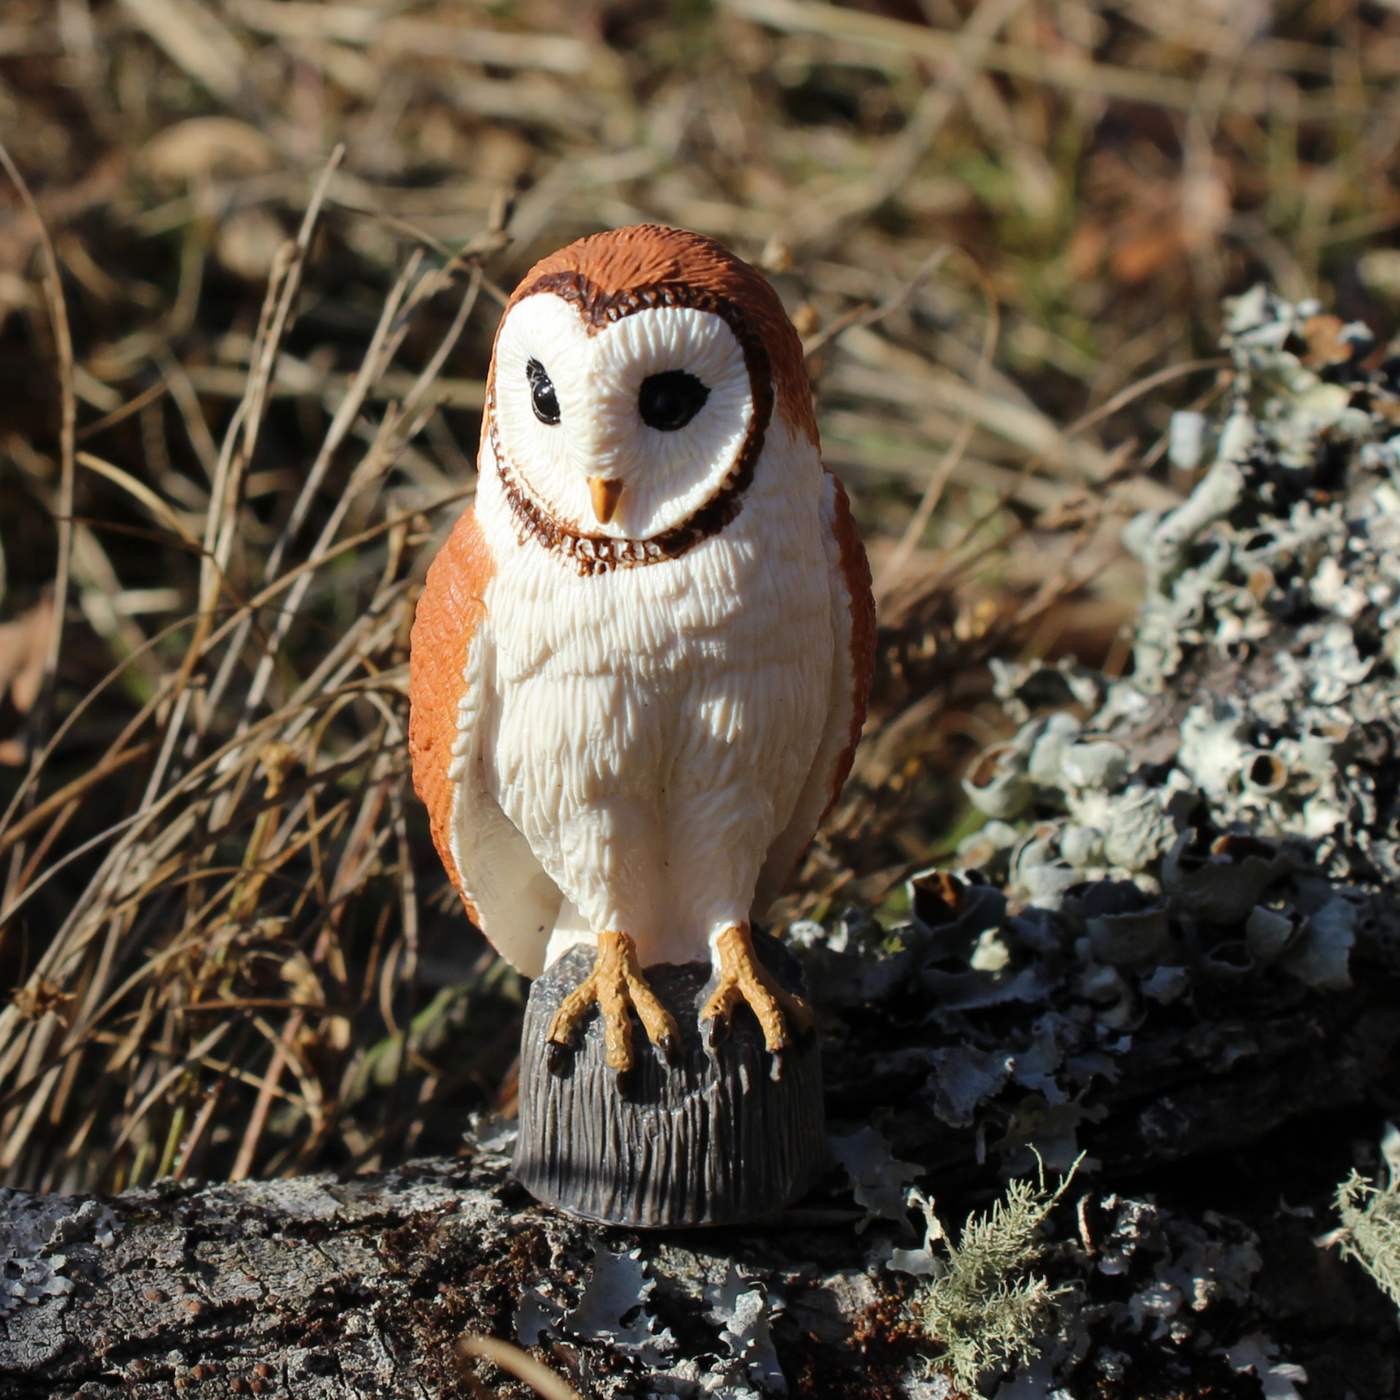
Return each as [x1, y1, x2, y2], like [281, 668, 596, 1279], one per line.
[1, 1192, 118, 1320]
[808, 292, 1400, 1216]
[783, 288, 1400, 1395]
[960, 286, 1400, 985]
[0, 1144, 938, 1400]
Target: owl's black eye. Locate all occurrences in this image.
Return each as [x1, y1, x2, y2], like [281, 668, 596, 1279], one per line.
[638, 370, 709, 432]
[525, 358, 560, 425]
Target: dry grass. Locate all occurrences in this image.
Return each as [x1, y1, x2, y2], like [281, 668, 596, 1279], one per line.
[0, 164, 520, 1191]
[0, 0, 1394, 1190]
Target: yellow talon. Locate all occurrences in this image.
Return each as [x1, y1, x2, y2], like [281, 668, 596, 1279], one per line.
[701, 923, 814, 1054]
[546, 930, 681, 1073]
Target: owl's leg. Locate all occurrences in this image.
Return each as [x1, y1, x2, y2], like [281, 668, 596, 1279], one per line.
[546, 930, 681, 1073]
[700, 922, 814, 1053]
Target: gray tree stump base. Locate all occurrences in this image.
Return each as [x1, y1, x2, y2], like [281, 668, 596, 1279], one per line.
[514, 930, 825, 1227]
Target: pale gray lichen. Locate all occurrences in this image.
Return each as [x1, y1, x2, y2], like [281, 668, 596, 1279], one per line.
[517, 1245, 675, 1364]
[703, 1265, 788, 1397]
[1225, 1334, 1310, 1400]
[0, 1190, 119, 1318]
[636, 1264, 790, 1400]
[829, 1126, 925, 1226]
[517, 1244, 800, 1398]
[953, 284, 1400, 991]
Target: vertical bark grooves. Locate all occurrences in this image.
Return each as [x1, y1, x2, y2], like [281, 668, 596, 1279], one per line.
[514, 933, 825, 1228]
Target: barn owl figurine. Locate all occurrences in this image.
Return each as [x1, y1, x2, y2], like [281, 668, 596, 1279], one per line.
[409, 225, 874, 1225]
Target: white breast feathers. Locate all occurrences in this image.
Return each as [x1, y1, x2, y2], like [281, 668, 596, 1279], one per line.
[469, 418, 834, 969]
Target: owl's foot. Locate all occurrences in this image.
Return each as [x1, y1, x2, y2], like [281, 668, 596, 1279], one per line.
[546, 930, 681, 1074]
[701, 923, 814, 1054]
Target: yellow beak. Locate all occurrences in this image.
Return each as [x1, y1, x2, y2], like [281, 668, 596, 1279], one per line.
[588, 476, 624, 525]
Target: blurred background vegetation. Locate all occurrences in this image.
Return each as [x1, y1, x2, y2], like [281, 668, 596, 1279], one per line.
[0, 0, 1394, 1192]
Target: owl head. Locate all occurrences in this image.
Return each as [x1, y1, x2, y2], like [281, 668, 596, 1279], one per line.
[486, 225, 817, 551]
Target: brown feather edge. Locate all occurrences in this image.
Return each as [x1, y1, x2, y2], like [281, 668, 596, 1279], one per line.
[408, 505, 494, 929]
[819, 469, 876, 826]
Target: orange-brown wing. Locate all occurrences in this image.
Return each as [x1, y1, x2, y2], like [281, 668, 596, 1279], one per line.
[409, 506, 491, 922]
[754, 471, 875, 913]
[409, 506, 562, 975]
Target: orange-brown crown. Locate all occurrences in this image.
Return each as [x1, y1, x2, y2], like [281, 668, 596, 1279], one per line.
[503, 224, 817, 444]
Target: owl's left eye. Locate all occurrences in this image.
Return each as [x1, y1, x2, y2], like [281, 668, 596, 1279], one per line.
[525, 358, 560, 425]
[638, 371, 710, 432]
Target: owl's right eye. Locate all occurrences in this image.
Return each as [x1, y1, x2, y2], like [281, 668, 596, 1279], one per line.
[525, 358, 560, 425]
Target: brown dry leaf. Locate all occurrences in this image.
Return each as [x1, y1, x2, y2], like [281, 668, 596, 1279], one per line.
[953, 595, 1001, 642]
[1067, 221, 1107, 281]
[1109, 188, 1184, 284]
[1038, 491, 1095, 531]
[11, 978, 76, 1025]
[280, 951, 326, 1008]
[1081, 152, 1207, 286]
[1302, 313, 1353, 369]
[1179, 163, 1232, 254]
[139, 117, 276, 184]
[0, 595, 51, 718]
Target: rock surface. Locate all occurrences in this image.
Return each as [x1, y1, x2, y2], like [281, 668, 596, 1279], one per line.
[0, 1138, 926, 1400]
